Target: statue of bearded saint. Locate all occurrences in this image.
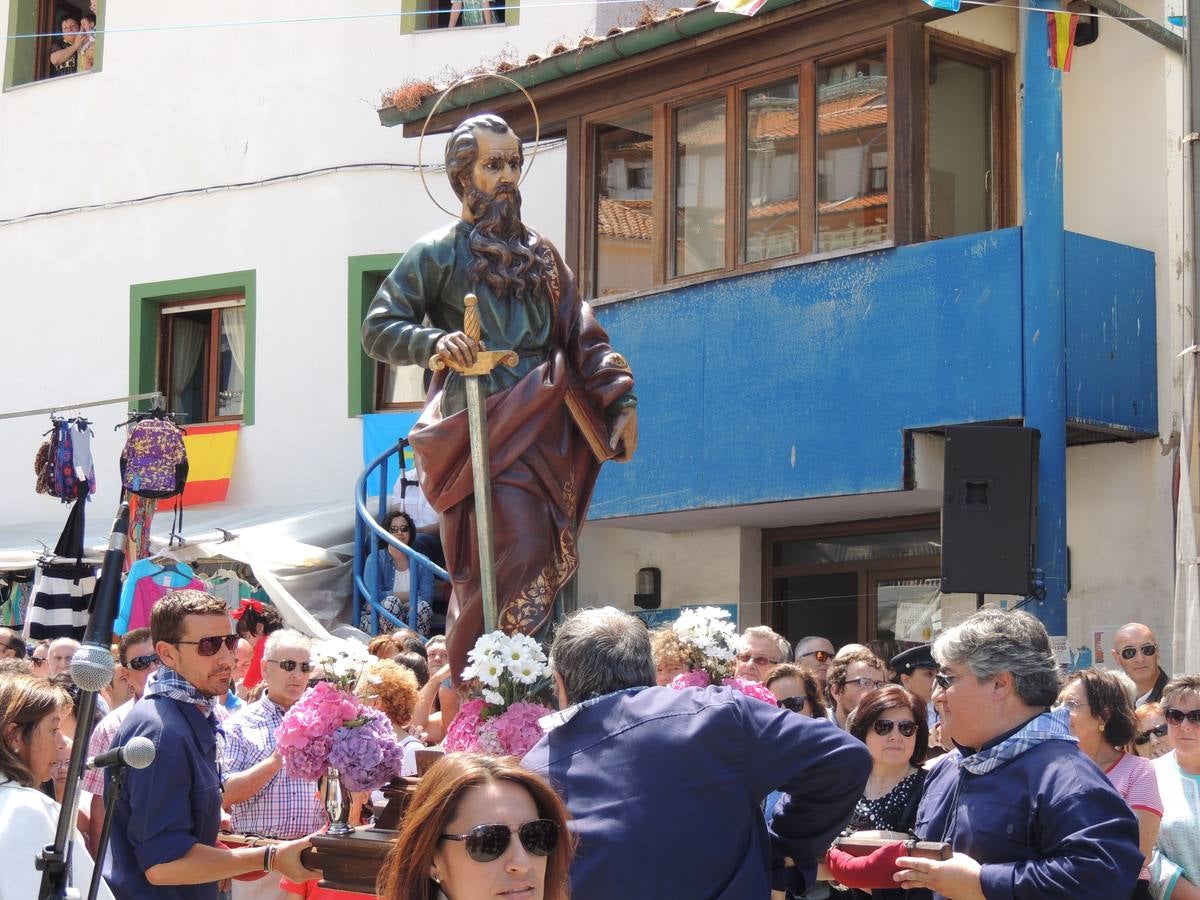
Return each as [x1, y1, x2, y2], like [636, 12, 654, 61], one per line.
[362, 113, 638, 678]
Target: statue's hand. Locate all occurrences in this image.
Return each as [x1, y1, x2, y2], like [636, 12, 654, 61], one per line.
[609, 407, 638, 462]
[434, 331, 482, 371]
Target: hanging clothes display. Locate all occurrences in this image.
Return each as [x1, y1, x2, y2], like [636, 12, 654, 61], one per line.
[123, 495, 158, 574]
[24, 562, 96, 641]
[113, 557, 204, 635]
[203, 568, 255, 612]
[0, 573, 34, 628]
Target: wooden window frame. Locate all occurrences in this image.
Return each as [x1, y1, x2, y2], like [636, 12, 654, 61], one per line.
[577, 21, 1014, 302]
[759, 513, 940, 639]
[157, 295, 246, 425]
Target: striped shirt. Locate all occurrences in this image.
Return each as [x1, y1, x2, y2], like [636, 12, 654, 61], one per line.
[1105, 750, 1163, 815]
[222, 694, 325, 839]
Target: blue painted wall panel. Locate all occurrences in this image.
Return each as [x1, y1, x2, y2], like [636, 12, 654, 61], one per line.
[1064, 232, 1158, 434]
[591, 229, 1026, 519]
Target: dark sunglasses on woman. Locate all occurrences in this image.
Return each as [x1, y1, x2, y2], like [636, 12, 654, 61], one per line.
[1118, 644, 1157, 660]
[172, 634, 239, 656]
[127, 653, 160, 671]
[778, 696, 808, 714]
[873, 718, 918, 737]
[1134, 723, 1169, 744]
[440, 819, 560, 863]
[1164, 707, 1200, 726]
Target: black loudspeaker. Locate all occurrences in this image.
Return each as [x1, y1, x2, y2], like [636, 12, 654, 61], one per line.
[940, 425, 1039, 596]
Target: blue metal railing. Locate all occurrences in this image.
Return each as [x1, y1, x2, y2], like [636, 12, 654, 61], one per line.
[353, 439, 451, 635]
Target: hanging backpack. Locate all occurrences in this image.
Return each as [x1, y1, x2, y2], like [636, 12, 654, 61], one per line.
[120, 417, 189, 499]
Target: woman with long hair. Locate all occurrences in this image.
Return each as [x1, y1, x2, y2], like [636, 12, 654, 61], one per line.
[1057, 668, 1161, 899]
[377, 753, 572, 900]
[764, 664, 827, 719]
[0, 673, 113, 898]
[361, 509, 437, 638]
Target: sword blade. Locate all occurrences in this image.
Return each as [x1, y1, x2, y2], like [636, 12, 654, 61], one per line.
[464, 375, 500, 633]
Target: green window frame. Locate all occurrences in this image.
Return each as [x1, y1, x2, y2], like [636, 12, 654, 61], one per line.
[398, 0, 519, 34]
[347, 253, 401, 416]
[4, 0, 105, 90]
[129, 270, 256, 425]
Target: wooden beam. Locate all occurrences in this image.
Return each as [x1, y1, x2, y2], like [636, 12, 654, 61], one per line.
[890, 19, 927, 246]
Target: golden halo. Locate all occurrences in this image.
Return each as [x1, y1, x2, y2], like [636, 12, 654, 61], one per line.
[417, 72, 542, 219]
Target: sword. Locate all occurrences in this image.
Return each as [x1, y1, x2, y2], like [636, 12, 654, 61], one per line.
[429, 294, 518, 633]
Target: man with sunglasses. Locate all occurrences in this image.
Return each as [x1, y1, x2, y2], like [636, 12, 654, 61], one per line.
[104, 590, 320, 899]
[893, 609, 1141, 900]
[83, 628, 159, 852]
[795, 636, 836, 689]
[0, 626, 25, 660]
[1111, 622, 1170, 705]
[222, 629, 326, 898]
[523, 607, 871, 900]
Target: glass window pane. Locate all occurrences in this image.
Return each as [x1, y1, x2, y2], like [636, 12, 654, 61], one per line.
[674, 97, 726, 277]
[594, 111, 656, 298]
[217, 307, 245, 418]
[929, 54, 993, 238]
[816, 51, 889, 252]
[378, 364, 427, 408]
[166, 314, 208, 425]
[772, 529, 940, 566]
[744, 80, 800, 263]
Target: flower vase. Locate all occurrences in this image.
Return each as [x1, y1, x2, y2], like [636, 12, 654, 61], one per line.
[323, 767, 354, 836]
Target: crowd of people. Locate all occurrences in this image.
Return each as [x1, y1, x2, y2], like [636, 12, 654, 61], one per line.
[0, 589, 1198, 900]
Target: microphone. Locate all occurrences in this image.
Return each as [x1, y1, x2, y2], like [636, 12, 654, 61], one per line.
[88, 736, 156, 771]
[70, 502, 130, 693]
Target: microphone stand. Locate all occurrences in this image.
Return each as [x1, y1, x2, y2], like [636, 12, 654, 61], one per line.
[38, 502, 129, 900]
[86, 765, 125, 900]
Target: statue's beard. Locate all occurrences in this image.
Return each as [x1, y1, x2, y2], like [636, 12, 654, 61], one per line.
[466, 184, 545, 302]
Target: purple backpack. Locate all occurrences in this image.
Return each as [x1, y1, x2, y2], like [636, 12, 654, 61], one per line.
[120, 418, 188, 498]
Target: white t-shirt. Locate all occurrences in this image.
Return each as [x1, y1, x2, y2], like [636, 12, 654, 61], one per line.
[391, 568, 411, 597]
[0, 779, 113, 900]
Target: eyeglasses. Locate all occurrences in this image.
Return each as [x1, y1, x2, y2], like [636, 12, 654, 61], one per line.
[172, 635, 239, 656]
[798, 650, 831, 664]
[268, 659, 314, 674]
[30, 655, 46, 667]
[1118, 644, 1158, 660]
[127, 654, 160, 671]
[737, 652, 780, 667]
[844, 677, 887, 691]
[1053, 698, 1084, 712]
[389, 525, 410, 534]
[779, 696, 808, 714]
[0, 641, 26, 656]
[440, 819, 560, 863]
[1164, 708, 1200, 727]
[1134, 724, 1170, 744]
[872, 719, 919, 737]
[934, 673, 960, 690]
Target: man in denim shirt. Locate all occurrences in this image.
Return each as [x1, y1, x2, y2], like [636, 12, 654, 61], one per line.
[104, 590, 319, 899]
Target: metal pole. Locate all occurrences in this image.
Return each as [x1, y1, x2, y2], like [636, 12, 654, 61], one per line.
[1021, 0, 1069, 638]
[0, 390, 163, 422]
[465, 377, 500, 634]
[1190, 0, 1200, 348]
[1088, 0, 1184, 55]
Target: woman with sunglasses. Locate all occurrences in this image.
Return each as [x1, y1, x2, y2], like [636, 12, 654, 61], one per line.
[377, 753, 572, 900]
[1148, 674, 1200, 900]
[1057, 669, 1161, 899]
[835, 685, 930, 899]
[765, 664, 827, 719]
[1133, 701, 1174, 760]
[29, 640, 49, 672]
[0, 673, 114, 898]
[361, 509, 437, 638]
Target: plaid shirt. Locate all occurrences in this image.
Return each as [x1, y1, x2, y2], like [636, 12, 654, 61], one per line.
[222, 693, 325, 838]
[83, 698, 136, 795]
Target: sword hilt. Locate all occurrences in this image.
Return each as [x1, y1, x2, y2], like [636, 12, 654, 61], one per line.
[429, 293, 519, 376]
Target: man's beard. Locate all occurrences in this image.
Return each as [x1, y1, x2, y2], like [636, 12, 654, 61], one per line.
[466, 184, 545, 302]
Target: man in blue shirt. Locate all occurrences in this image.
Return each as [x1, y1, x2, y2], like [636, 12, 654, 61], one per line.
[104, 589, 319, 899]
[522, 607, 872, 900]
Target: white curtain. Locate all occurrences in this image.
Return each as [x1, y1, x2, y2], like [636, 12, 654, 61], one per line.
[170, 318, 206, 417]
[220, 307, 246, 415]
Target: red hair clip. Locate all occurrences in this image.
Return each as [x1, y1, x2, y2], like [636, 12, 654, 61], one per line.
[230, 599, 264, 621]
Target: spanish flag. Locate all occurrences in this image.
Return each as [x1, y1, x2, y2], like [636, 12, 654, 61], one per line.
[1047, 12, 1079, 72]
[181, 423, 239, 506]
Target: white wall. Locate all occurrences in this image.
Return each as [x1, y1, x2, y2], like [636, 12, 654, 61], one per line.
[0, 0, 581, 541]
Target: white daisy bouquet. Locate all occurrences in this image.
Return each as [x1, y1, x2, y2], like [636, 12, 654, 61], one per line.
[443, 631, 554, 757]
[672, 606, 739, 683]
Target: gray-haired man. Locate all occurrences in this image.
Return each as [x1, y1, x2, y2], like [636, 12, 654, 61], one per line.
[523, 607, 870, 900]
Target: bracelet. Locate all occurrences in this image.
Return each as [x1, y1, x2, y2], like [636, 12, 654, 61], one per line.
[266, 845, 278, 873]
[262, 846, 271, 873]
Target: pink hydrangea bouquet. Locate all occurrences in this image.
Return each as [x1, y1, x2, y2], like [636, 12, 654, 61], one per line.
[443, 631, 554, 757]
[276, 638, 405, 792]
[667, 607, 777, 705]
